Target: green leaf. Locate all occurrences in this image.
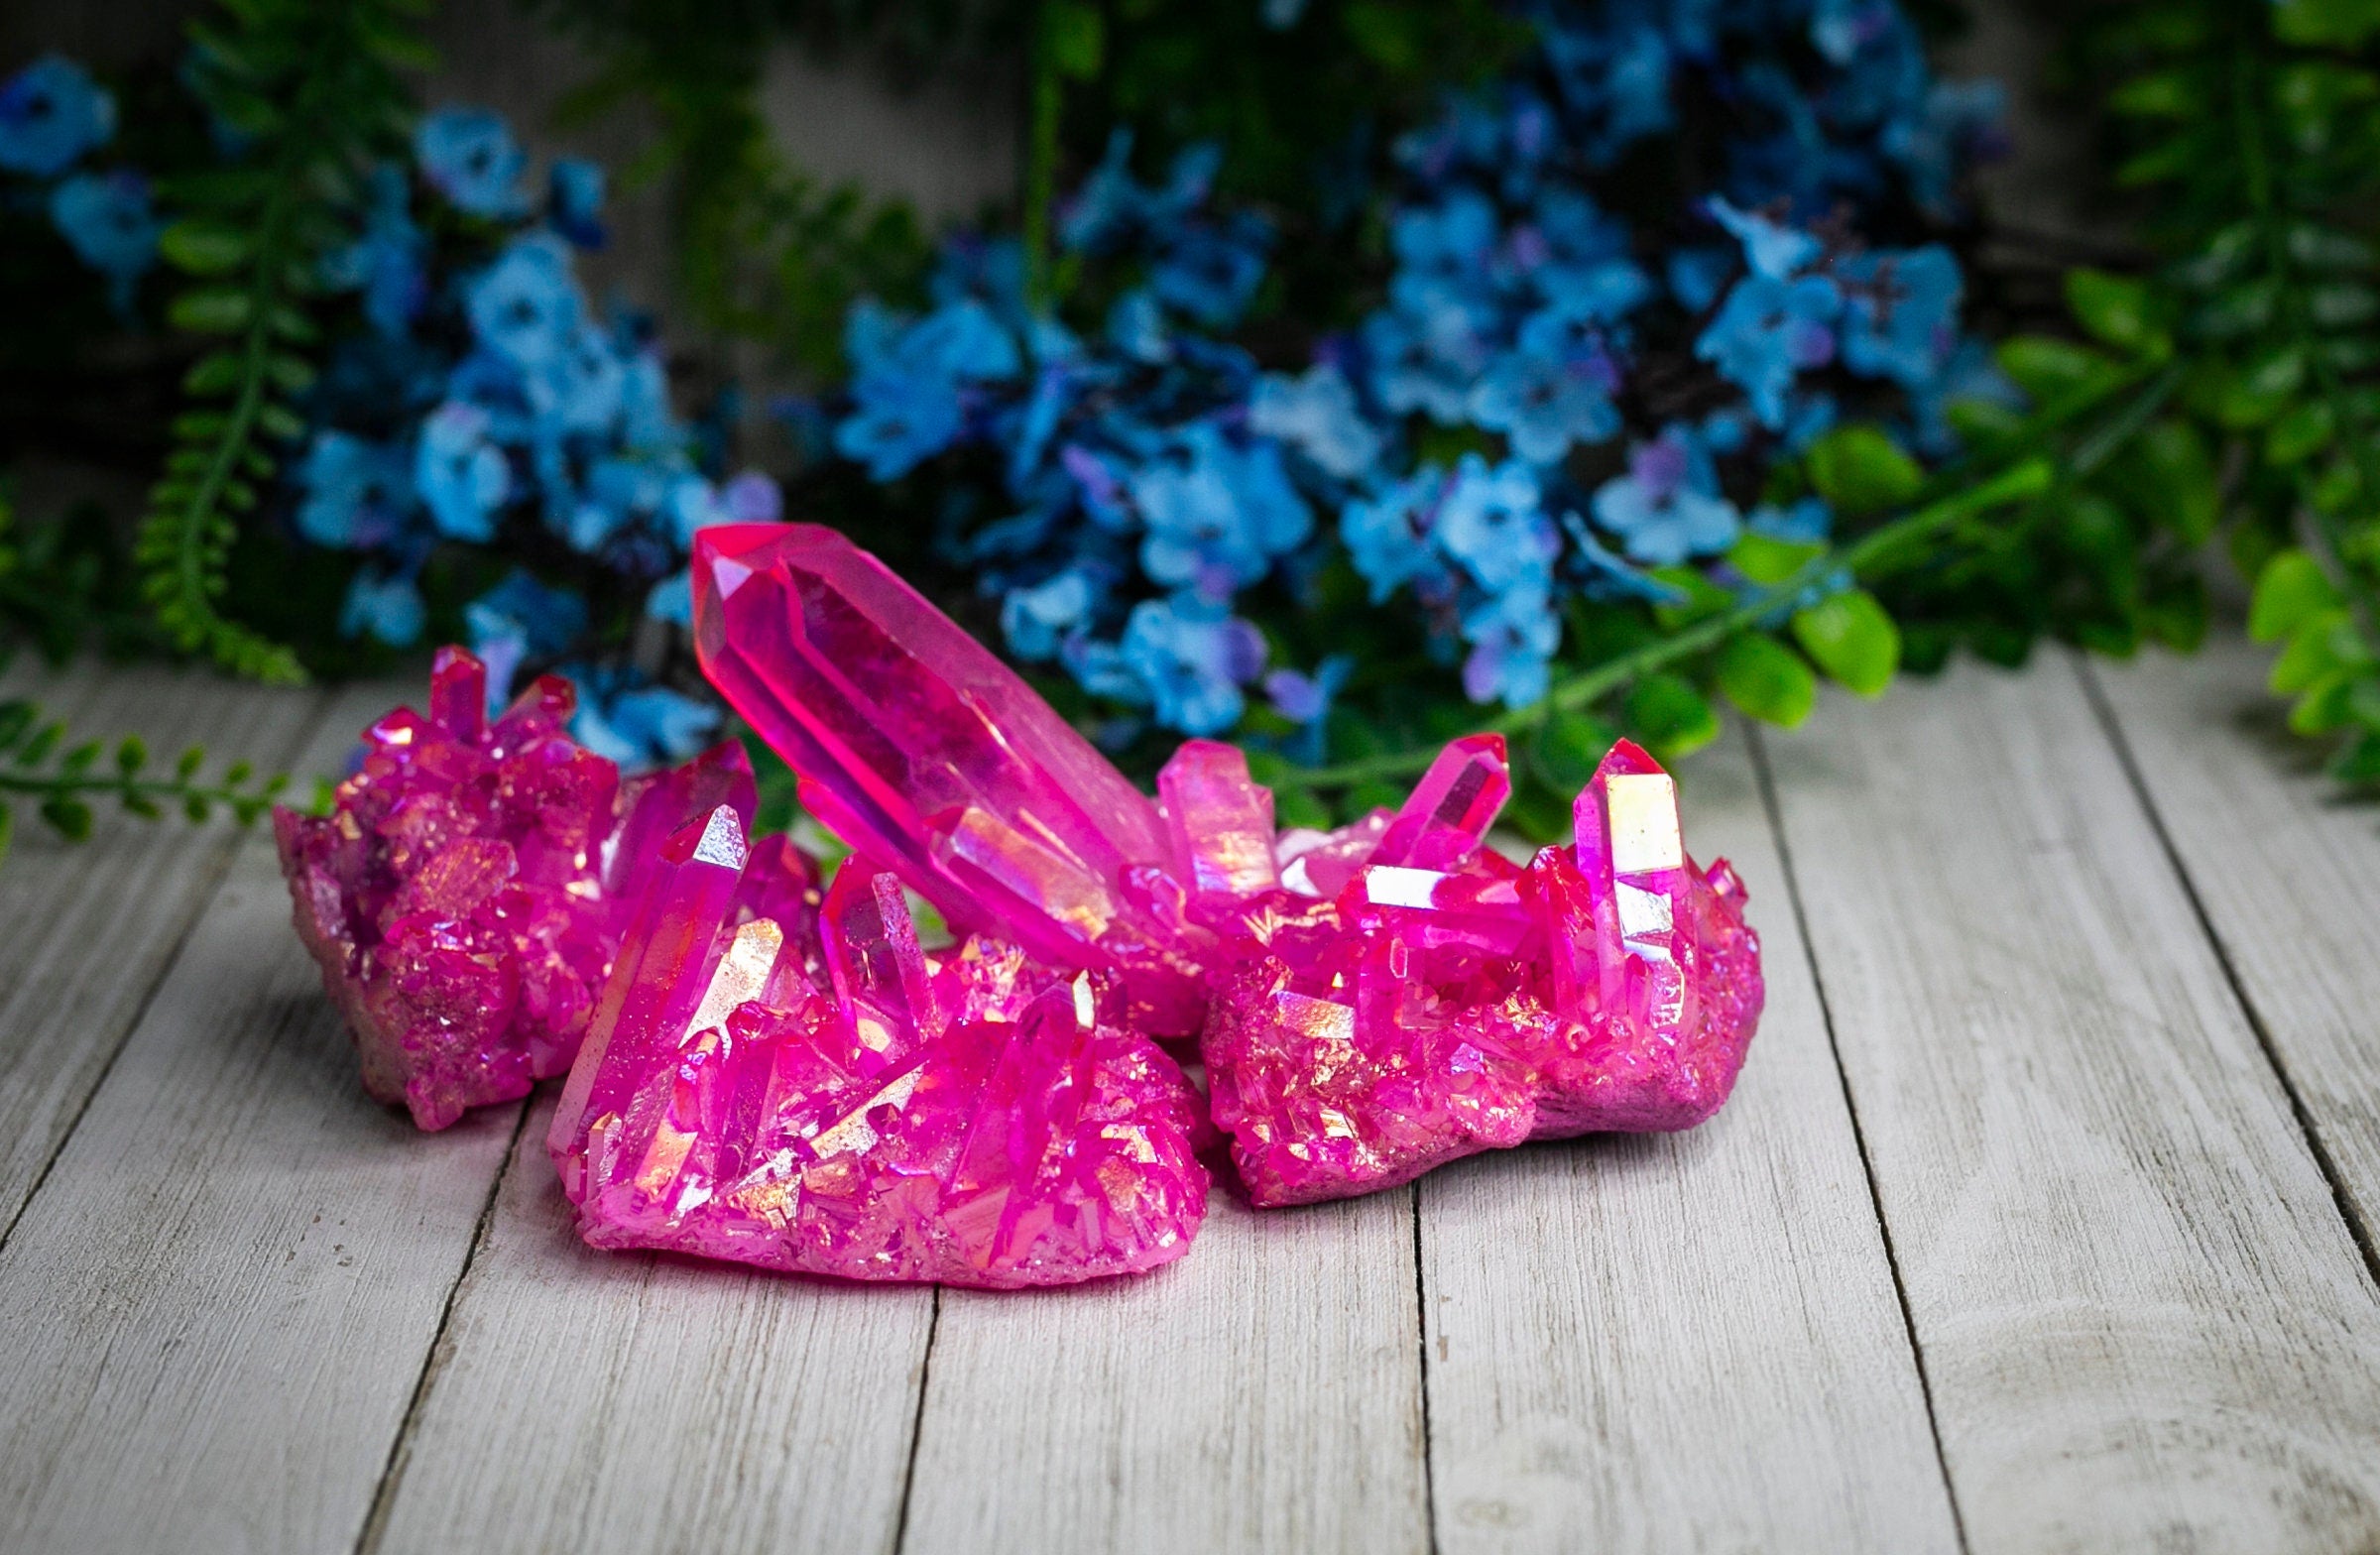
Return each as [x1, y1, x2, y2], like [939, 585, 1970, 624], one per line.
[2064, 269, 2170, 359]
[2123, 419, 2219, 544]
[1791, 590, 1901, 697]
[182, 352, 244, 395]
[1046, 0, 1104, 78]
[1273, 786, 1329, 831]
[1996, 336, 2115, 400]
[2275, 0, 2380, 46]
[39, 796, 93, 843]
[2328, 728, 2380, 784]
[116, 736, 147, 776]
[183, 793, 213, 824]
[17, 720, 62, 767]
[1623, 673, 1721, 762]
[1804, 425, 1923, 517]
[1726, 533, 1826, 587]
[2249, 550, 2345, 643]
[0, 801, 11, 866]
[159, 220, 252, 276]
[169, 289, 256, 333]
[176, 746, 205, 779]
[1535, 709, 1616, 792]
[1714, 635, 1818, 728]
[2270, 611, 2350, 694]
[2290, 672, 2359, 737]
[2264, 401, 2336, 466]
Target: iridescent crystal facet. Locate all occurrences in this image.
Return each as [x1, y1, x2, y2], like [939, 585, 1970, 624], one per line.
[275, 648, 758, 1130]
[549, 804, 1210, 1288]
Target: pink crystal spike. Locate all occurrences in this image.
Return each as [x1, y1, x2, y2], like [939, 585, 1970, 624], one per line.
[692, 523, 1202, 1030]
[427, 646, 486, 744]
[604, 739, 759, 933]
[819, 860, 937, 1067]
[1201, 737, 1763, 1206]
[548, 804, 751, 1201]
[1372, 734, 1511, 870]
[1158, 740, 1279, 899]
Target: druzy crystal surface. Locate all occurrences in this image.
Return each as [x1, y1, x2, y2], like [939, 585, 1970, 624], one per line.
[548, 804, 1209, 1288]
[1193, 737, 1764, 1205]
[275, 648, 759, 1130]
[692, 522, 1207, 1034]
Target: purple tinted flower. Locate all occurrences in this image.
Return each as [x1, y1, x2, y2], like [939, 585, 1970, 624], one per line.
[296, 431, 412, 549]
[1434, 455, 1558, 591]
[416, 107, 528, 218]
[466, 237, 585, 373]
[1697, 272, 1842, 427]
[1342, 470, 1447, 602]
[1120, 594, 1265, 735]
[1706, 196, 1823, 280]
[1592, 426, 1741, 565]
[1460, 582, 1559, 706]
[340, 567, 425, 647]
[1001, 567, 1096, 661]
[465, 569, 589, 705]
[1467, 343, 1620, 465]
[1836, 245, 1962, 388]
[571, 677, 721, 771]
[1151, 215, 1272, 329]
[0, 56, 114, 177]
[1249, 365, 1382, 481]
[1132, 422, 1312, 595]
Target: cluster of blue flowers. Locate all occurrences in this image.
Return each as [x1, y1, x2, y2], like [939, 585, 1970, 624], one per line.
[825, 0, 2011, 742]
[0, 56, 159, 311]
[294, 106, 776, 768]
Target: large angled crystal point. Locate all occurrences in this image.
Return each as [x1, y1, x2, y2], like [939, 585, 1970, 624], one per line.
[1198, 736, 1764, 1206]
[551, 801, 1209, 1288]
[692, 523, 1207, 1032]
[277, 648, 770, 1131]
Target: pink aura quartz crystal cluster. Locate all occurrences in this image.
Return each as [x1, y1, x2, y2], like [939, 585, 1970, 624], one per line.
[276, 522, 1762, 1287]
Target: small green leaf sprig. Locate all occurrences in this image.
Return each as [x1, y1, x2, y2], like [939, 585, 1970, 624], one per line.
[136, 0, 431, 685]
[0, 698, 295, 868]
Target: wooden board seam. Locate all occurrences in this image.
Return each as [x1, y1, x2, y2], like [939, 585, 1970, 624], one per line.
[2075, 655, 2380, 1293]
[1747, 723, 1975, 1555]
[890, 1286, 946, 1554]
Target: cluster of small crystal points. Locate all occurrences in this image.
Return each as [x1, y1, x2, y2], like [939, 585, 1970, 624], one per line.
[693, 523, 1765, 1209]
[275, 648, 762, 1130]
[546, 803, 1209, 1288]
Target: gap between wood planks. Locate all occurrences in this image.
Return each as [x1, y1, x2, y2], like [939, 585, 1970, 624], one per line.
[2075, 655, 2380, 1295]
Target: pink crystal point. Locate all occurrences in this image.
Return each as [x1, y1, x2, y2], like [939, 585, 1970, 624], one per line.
[551, 806, 1210, 1288]
[276, 651, 779, 1132]
[1200, 736, 1763, 1207]
[692, 522, 1206, 1033]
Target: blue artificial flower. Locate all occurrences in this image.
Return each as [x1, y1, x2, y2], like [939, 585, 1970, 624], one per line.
[1119, 593, 1265, 735]
[1264, 653, 1353, 764]
[0, 56, 114, 177]
[1364, 298, 1489, 424]
[1591, 427, 1741, 565]
[415, 401, 512, 540]
[1460, 581, 1559, 706]
[571, 678, 721, 771]
[1706, 196, 1823, 280]
[1538, 19, 1673, 163]
[1001, 567, 1096, 661]
[1060, 632, 1149, 706]
[1261, 0, 1310, 29]
[1698, 272, 1842, 427]
[1132, 422, 1313, 596]
[526, 320, 629, 437]
[1668, 246, 1734, 312]
[1748, 496, 1833, 543]
[465, 569, 589, 705]
[1885, 79, 2007, 217]
[1108, 288, 1172, 364]
[1836, 245, 1962, 388]
[548, 158, 606, 247]
[837, 370, 965, 481]
[296, 431, 412, 548]
[1434, 455, 1558, 591]
[321, 164, 426, 337]
[48, 171, 157, 309]
[1151, 215, 1272, 329]
[1248, 365, 1382, 481]
[416, 106, 528, 219]
[1059, 131, 1146, 254]
[1904, 337, 2021, 456]
[1467, 340, 1620, 465]
[1341, 469, 1448, 602]
[340, 567, 425, 647]
[1533, 257, 1652, 324]
[1559, 512, 1686, 605]
[906, 299, 1024, 382]
[466, 236, 586, 374]
[1390, 187, 1499, 278]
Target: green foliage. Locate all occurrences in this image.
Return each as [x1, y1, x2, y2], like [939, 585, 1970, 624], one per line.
[1806, 425, 1925, 517]
[1792, 591, 1901, 697]
[2077, 0, 2380, 783]
[0, 694, 289, 867]
[1714, 634, 1818, 727]
[136, 0, 430, 684]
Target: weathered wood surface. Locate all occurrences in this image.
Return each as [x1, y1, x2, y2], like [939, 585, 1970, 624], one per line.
[0, 687, 526, 1555]
[365, 1094, 936, 1555]
[1759, 655, 2380, 1553]
[1419, 729, 1960, 1555]
[1, 642, 2377, 1555]
[2088, 639, 2380, 1260]
[0, 663, 322, 1237]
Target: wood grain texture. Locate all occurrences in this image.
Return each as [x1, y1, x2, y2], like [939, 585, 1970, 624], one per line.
[2088, 637, 2380, 1256]
[898, 1186, 1428, 1555]
[1419, 727, 1961, 1555]
[366, 1092, 936, 1555]
[0, 685, 522, 1555]
[1760, 656, 2380, 1553]
[0, 662, 321, 1236]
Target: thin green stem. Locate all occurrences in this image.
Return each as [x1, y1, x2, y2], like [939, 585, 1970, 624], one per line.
[1286, 367, 2168, 792]
[1020, 0, 1064, 311]
[0, 772, 264, 806]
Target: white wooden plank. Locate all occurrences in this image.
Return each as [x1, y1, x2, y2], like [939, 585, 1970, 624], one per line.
[1419, 726, 1961, 1555]
[898, 1186, 1428, 1554]
[2089, 637, 2380, 1256]
[0, 685, 523, 1555]
[1761, 656, 2380, 1552]
[0, 662, 321, 1234]
[365, 1091, 934, 1555]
